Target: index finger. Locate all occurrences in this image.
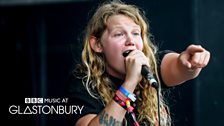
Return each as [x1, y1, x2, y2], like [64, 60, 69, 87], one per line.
[187, 45, 204, 55]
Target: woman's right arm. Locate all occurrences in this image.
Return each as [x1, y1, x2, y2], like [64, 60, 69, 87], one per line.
[75, 100, 126, 126]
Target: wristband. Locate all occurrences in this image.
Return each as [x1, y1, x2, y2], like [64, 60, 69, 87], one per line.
[113, 94, 126, 109]
[119, 86, 136, 102]
[116, 90, 127, 101]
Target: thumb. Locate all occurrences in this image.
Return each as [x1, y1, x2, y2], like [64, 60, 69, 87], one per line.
[179, 52, 192, 68]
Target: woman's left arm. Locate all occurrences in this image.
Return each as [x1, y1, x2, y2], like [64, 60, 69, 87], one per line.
[160, 44, 210, 86]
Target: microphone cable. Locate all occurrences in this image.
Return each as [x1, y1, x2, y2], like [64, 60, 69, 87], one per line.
[156, 86, 161, 126]
[143, 73, 161, 126]
[141, 66, 161, 126]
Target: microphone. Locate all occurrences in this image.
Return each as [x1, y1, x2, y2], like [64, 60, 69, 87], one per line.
[123, 50, 158, 89]
[141, 65, 158, 89]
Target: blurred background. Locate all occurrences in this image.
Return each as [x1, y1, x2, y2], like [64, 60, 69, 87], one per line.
[2, 0, 223, 126]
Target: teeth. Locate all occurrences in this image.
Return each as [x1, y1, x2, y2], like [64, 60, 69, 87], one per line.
[123, 50, 132, 57]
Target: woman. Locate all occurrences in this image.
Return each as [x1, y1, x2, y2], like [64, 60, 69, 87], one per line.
[66, 1, 210, 126]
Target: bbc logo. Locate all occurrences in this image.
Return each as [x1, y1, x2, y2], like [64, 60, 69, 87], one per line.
[25, 98, 43, 104]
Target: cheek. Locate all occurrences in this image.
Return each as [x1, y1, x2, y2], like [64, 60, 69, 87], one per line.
[136, 39, 144, 51]
[102, 38, 123, 58]
[104, 46, 125, 73]
[102, 43, 124, 67]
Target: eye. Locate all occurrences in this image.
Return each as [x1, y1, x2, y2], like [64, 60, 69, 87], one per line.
[114, 33, 124, 37]
[133, 32, 140, 36]
[132, 31, 140, 36]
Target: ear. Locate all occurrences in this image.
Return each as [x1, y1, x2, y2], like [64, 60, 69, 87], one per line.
[89, 36, 103, 53]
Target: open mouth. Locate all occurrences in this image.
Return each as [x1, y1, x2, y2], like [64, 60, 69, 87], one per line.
[122, 50, 132, 57]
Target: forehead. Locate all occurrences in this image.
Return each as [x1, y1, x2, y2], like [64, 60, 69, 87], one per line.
[106, 14, 140, 29]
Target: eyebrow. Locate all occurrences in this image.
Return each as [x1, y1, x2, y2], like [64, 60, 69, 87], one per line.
[111, 25, 141, 31]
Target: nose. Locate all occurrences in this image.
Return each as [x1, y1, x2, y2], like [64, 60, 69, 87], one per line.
[125, 34, 135, 46]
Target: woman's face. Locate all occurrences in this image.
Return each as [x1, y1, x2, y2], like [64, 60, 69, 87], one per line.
[100, 14, 143, 79]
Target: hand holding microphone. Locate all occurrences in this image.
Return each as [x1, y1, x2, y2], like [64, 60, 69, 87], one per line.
[123, 50, 158, 89]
